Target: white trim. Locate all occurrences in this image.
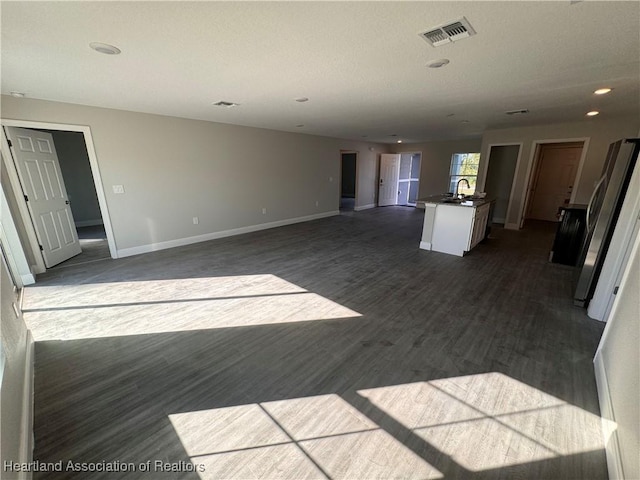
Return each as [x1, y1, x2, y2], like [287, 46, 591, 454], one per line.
[0, 184, 34, 286]
[504, 222, 520, 230]
[354, 203, 376, 211]
[18, 330, 35, 480]
[419, 241, 432, 250]
[594, 351, 624, 480]
[1, 119, 119, 265]
[517, 137, 589, 229]
[117, 211, 340, 258]
[74, 219, 104, 228]
[492, 217, 506, 224]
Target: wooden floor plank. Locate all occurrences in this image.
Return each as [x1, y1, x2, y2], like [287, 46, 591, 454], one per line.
[25, 207, 607, 479]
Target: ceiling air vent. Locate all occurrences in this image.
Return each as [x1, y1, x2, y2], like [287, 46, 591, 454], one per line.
[505, 109, 529, 115]
[212, 101, 239, 108]
[419, 17, 476, 47]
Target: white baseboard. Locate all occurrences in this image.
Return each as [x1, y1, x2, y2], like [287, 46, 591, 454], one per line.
[74, 219, 104, 228]
[354, 204, 376, 211]
[419, 241, 432, 250]
[504, 222, 520, 230]
[594, 351, 624, 480]
[19, 330, 35, 480]
[21, 273, 35, 286]
[492, 217, 506, 224]
[117, 211, 340, 258]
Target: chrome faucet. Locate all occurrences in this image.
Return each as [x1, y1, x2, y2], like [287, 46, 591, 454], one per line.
[455, 178, 470, 198]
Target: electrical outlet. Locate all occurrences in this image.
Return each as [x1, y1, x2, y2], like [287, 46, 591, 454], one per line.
[329, 176, 333, 182]
[192, 217, 199, 225]
[112, 184, 125, 194]
[315, 200, 319, 207]
[262, 207, 267, 215]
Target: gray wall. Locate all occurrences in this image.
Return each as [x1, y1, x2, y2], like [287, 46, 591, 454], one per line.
[1, 257, 30, 468]
[2, 95, 385, 253]
[484, 145, 520, 223]
[49, 130, 102, 225]
[392, 138, 482, 198]
[479, 116, 640, 227]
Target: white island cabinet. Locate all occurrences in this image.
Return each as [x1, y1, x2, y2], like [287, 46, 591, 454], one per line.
[418, 197, 492, 257]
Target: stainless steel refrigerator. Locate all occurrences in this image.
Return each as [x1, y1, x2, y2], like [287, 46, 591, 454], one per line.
[574, 138, 640, 307]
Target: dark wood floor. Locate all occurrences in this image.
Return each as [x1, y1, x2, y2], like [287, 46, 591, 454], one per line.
[24, 207, 607, 479]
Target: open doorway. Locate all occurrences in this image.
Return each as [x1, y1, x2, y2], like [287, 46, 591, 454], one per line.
[340, 151, 357, 211]
[37, 129, 110, 268]
[1, 120, 116, 275]
[523, 141, 585, 225]
[484, 144, 520, 225]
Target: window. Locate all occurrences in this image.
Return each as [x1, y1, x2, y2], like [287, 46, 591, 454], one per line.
[449, 153, 480, 195]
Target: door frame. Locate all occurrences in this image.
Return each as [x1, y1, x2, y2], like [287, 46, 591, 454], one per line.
[339, 150, 358, 210]
[1, 119, 117, 274]
[518, 137, 590, 229]
[479, 143, 522, 225]
[398, 151, 422, 207]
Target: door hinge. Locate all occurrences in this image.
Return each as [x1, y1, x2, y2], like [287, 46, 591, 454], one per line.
[7, 139, 12, 148]
[24, 194, 29, 202]
[39, 245, 44, 251]
[613, 286, 619, 295]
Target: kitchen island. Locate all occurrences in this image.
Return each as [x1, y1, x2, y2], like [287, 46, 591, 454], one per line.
[417, 195, 494, 257]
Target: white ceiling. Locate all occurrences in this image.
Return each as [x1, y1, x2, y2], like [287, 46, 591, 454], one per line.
[2, 1, 639, 144]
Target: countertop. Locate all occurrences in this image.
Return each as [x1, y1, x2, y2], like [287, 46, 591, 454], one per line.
[417, 194, 494, 208]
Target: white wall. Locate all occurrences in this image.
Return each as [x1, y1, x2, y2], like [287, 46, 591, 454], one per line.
[392, 138, 482, 198]
[0, 257, 33, 474]
[594, 222, 640, 480]
[1, 95, 385, 255]
[479, 115, 640, 227]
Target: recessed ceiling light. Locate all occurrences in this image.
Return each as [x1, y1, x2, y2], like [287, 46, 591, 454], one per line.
[397, 140, 403, 143]
[586, 110, 600, 116]
[10, 91, 25, 98]
[89, 42, 121, 55]
[460, 120, 470, 123]
[446, 113, 455, 117]
[594, 88, 612, 95]
[426, 58, 450, 68]
[294, 97, 309, 103]
[296, 124, 305, 128]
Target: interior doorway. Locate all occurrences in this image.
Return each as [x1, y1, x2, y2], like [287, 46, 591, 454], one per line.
[524, 142, 584, 223]
[1, 120, 116, 275]
[340, 151, 357, 211]
[38, 129, 110, 268]
[484, 144, 520, 225]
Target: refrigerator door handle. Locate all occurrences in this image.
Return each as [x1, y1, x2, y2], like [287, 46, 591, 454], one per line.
[586, 174, 607, 232]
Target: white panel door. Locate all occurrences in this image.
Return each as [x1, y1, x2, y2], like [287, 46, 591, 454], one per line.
[6, 127, 81, 267]
[379, 154, 401, 206]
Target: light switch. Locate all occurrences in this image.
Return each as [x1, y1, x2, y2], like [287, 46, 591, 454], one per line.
[112, 185, 125, 194]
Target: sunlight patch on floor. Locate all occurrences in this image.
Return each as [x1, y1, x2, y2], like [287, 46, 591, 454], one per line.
[358, 372, 605, 472]
[169, 394, 443, 480]
[23, 275, 361, 341]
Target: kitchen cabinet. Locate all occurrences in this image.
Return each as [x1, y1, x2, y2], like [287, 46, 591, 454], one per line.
[418, 196, 492, 257]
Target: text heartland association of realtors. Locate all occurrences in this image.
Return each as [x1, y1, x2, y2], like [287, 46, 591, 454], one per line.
[3, 460, 205, 473]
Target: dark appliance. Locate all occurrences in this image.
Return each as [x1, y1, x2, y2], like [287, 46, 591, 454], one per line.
[574, 138, 640, 307]
[550, 204, 587, 266]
